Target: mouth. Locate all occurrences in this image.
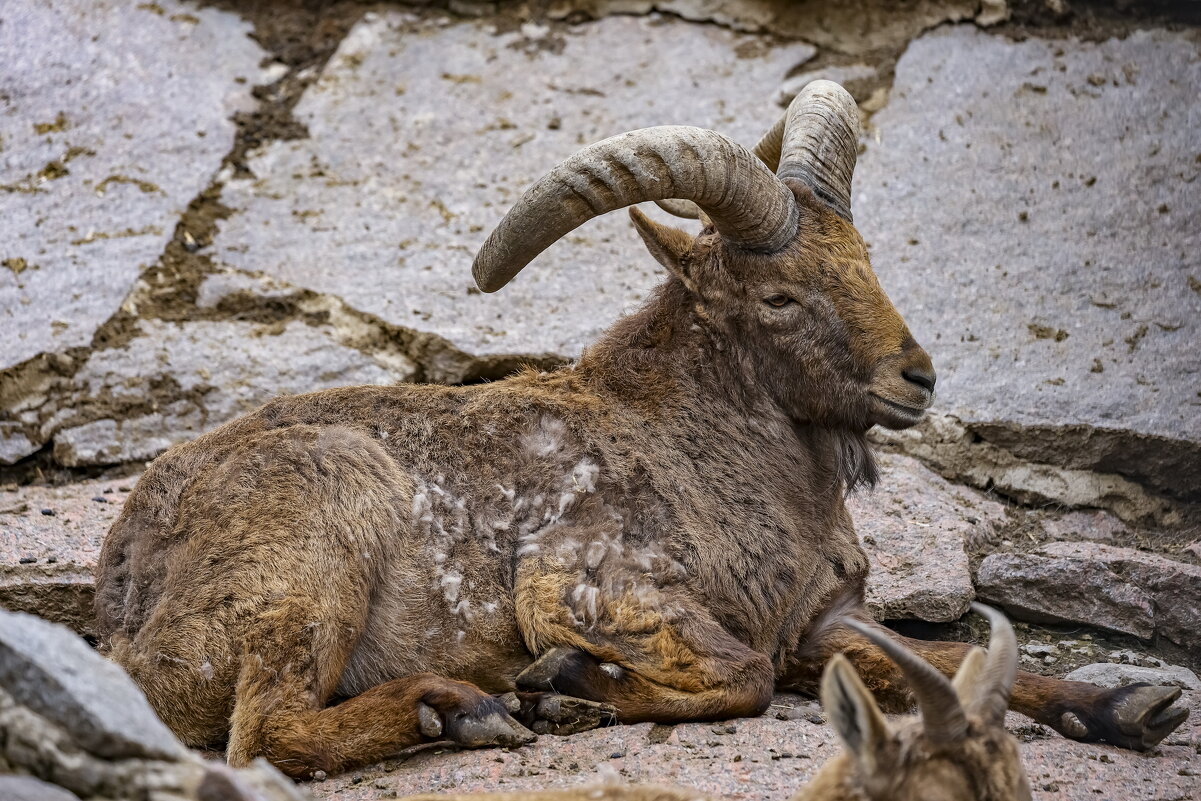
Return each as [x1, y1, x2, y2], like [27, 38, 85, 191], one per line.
[870, 394, 927, 428]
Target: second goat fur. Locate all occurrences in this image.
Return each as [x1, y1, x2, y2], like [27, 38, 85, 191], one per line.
[94, 81, 1186, 778]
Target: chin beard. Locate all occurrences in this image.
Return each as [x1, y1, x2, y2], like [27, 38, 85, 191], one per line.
[834, 429, 878, 495]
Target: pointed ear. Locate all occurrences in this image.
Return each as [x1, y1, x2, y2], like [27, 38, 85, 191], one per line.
[951, 646, 988, 710]
[822, 654, 894, 776]
[629, 206, 694, 280]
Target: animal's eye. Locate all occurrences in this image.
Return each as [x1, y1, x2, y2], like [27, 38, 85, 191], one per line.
[764, 294, 793, 307]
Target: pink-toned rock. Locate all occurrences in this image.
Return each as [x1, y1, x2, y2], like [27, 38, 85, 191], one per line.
[978, 542, 1201, 646]
[0, 475, 137, 634]
[849, 452, 1005, 622]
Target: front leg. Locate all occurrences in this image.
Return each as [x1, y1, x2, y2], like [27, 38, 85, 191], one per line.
[512, 556, 774, 723]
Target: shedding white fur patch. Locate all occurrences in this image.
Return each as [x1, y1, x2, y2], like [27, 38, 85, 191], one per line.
[441, 571, 462, 603]
[599, 663, 625, 680]
[571, 459, 599, 493]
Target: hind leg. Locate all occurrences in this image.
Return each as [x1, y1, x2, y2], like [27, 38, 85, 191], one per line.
[228, 598, 533, 778]
[110, 425, 534, 777]
[782, 617, 1187, 751]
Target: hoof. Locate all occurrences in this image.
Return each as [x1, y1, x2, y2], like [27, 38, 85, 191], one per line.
[516, 647, 591, 691]
[503, 691, 619, 735]
[420, 692, 536, 749]
[1058, 684, 1188, 751]
[516, 647, 617, 703]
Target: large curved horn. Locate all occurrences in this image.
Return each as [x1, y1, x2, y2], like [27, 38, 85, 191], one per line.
[969, 602, 1019, 725]
[751, 113, 786, 173]
[653, 117, 787, 220]
[843, 618, 968, 744]
[473, 126, 798, 292]
[776, 80, 860, 222]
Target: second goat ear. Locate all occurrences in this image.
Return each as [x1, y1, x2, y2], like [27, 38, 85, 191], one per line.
[822, 654, 893, 774]
[628, 206, 695, 280]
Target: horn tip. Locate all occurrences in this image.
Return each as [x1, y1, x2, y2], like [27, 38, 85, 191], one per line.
[471, 263, 507, 293]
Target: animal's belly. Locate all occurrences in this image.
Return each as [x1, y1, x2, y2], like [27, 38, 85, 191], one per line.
[334, 562, 531, 697]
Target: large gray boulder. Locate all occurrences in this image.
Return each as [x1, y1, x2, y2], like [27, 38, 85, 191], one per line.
[214, 11, 814, 374]
[856, 26, 1201, 502]
[0, 608, 308, 800]
[977, 542, 1201, 645]
[0, 0, 266, 381]
[0, 609, 184, 761]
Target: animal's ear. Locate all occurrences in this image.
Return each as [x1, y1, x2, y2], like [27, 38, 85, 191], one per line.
[629, 206, 694, 280]
[821, 653, 893, 774]
[951, 646, 988, 709]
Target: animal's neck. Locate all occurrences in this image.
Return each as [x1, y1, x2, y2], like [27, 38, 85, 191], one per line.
[576, 278, 773, 420]
[576, 278, 877, 494]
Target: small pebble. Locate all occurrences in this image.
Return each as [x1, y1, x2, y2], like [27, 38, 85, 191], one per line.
[103, 487, 114, 494]
[40, 508, 55, 516]
[47, 556, 57, 564]
[92, 496, 107, 504]
[312, 769, 327, 781]
[18, 556, 36, 564]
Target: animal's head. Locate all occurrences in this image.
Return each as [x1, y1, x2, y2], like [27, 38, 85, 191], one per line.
[473, 81, 934, 432]
[807, 604, 1031, 801]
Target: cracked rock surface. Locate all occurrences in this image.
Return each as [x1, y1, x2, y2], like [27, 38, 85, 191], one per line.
[849, 451, 1004, 622]
[2, 2, 1200, 799]
[214, 10, 813, 368]
[856, 25, 1201, 502]
[0, 0, 267, 375]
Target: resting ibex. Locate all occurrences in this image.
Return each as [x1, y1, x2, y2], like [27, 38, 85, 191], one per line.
[401, 604, 1031, 801]
[94, 81, 1186, 778]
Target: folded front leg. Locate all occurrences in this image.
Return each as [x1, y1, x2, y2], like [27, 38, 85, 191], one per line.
[513, 565, 774, 724]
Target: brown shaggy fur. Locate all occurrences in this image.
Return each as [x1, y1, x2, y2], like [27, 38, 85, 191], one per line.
[95, 183, 1184, 778]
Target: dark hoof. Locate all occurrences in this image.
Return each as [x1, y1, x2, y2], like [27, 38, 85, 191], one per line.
[516, 647, 617, 702]
[516, 647, 590, 691]
[501, 691, 619, 735]
[1057, 684, 1188, 751]
[420, 695, 537, 749]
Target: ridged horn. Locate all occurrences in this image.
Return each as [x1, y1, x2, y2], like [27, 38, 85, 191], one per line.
[653, 116, 787, 220]
[843, 618, 968, 744]
[776, 79, 860, 222]
[474, 126, 799, 292]
[969, 602, 1019, 725]
[752, 112, 786, 172]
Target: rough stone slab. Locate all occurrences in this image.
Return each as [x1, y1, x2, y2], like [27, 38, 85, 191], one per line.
[855, 27, 1201, 499]
[0, 475, 134, 634]
[214, 12, 814, 371]
[977, 542, 1201, 645]
[1065, 662, 1201, 692]
[0, 0, 267, 378]
[849, 452, 1004, 622]
[548, 0, 984, 54]
[21, 307, 415, 467]
[314, 692, 1201, 801]
[0, 608, 185, 761]
[0, 777, 80, 801]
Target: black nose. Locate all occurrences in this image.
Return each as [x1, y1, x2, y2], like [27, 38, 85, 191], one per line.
[903, 367, 936, 392]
